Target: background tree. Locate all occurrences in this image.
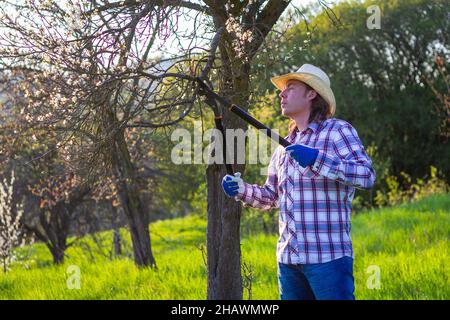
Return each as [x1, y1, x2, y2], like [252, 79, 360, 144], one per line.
[0, 171, 25, 272]
[251, 0, 449, 207]
[26, 171, 90, 264]
[0, 0, 199, 268]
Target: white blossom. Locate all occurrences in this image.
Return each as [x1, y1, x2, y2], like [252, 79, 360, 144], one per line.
[0, 171, 26, 272]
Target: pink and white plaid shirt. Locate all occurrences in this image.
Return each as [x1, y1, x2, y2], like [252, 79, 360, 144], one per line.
[236, 118, 376, 264]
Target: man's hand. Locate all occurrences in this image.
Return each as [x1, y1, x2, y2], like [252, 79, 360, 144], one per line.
[285, 144, 319, 168]
[221, 172, 244, 197]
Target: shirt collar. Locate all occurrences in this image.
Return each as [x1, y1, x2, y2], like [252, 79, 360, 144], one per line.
[306, 121, 319, 133]
[293, 121, 320, 135]
[287, 120, 324, 143]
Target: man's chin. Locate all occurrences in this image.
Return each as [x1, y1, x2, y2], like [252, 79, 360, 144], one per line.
[281, 109, 291, 117]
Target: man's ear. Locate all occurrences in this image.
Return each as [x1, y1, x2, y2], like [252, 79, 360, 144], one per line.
[307, 89, 317, 100]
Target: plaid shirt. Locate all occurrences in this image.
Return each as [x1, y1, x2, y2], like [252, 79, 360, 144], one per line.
[236, 118, 376, 264]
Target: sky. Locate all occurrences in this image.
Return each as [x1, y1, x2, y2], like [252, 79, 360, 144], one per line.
[0, 0, 342, 63]
[152, 0, 341, 58]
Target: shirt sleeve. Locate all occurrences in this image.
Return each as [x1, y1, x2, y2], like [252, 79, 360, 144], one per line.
[310, 124, 376, 189]
[235, 147, 280, 210]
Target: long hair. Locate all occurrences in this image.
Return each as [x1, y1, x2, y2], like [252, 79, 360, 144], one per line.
[288, 83, 332, 132]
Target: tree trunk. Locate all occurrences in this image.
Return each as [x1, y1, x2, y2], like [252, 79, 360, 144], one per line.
[47, 208, 69, 265]
[111, 130, 156, 268]
[206, 47, 250, 299]
[206, 164, 243, 299]
[113, 228, 122, 257]
[49, 246, 66, 264]
[110, 202, 122, 257]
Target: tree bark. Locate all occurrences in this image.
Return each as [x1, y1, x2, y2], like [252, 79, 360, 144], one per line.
[111, 129, 156, 268]
[206, 164, 244, 299]
[206, 43, 250, 298]
[205, 0, 290, 297]
[43, 205, 69, 265]
[49, 245, 66, 264]
[110, 201, 122, 257]
[25, 185, 90, 265]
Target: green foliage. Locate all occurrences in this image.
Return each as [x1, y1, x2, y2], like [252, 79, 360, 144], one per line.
[252, 0, 449, 186]
[190, 179, 208, 218]
[374, 166, 449, 207]
[247, 0, 450, 213]
[240, 207, 278, 237]
[1, 195, 448, 299]
[146, 119, 209, 219]
[150, 0, 450, 218]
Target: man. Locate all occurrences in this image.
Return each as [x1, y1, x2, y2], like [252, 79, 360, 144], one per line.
[221, 64, 376, 300]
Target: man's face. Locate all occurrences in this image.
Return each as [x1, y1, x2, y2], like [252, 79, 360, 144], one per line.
[279, 80, 316, 118]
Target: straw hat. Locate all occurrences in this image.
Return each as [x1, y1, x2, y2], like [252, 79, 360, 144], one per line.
[271, 64, 336, 116]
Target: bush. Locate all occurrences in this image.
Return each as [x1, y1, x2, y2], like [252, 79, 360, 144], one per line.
[374, 166, 449, 207]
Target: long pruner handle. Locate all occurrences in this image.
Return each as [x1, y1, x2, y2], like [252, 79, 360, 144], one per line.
[196, 78, 291, 147]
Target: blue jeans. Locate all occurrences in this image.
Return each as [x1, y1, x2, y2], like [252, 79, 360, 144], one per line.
[277, 256, 355, 300]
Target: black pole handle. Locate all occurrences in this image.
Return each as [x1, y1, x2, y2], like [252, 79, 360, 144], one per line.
[214, 116, 234, 175]
[196, 78, 291, 148]
[228, 104, 291, 147]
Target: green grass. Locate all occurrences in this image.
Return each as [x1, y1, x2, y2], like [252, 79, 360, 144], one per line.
[352, 194, 450, 299]
[1, 194, 449, 300]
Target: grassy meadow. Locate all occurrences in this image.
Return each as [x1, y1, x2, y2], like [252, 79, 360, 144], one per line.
[0, 194, 449, 300]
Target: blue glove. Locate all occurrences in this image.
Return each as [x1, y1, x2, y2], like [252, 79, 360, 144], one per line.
[285, 144, 319, 168]
[221, 172, 244, 197]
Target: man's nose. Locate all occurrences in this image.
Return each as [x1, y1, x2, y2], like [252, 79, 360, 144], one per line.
[279, 89, 286, 99]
